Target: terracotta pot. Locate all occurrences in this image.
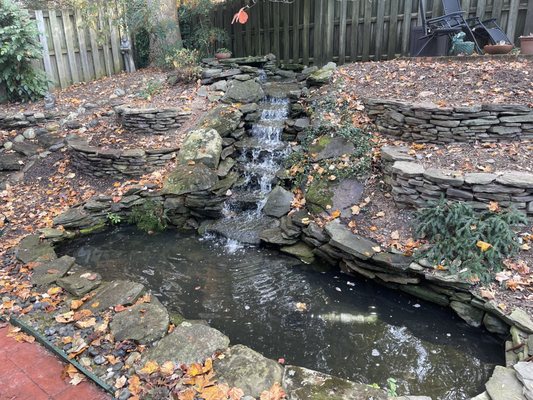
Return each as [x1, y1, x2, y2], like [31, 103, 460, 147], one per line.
[483, 44, 513, 55]
[519, 36, 533, 55]
[215, 52, 232, 60]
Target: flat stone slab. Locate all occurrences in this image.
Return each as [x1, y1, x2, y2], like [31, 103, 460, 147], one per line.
[280, 242, 315, 264]
[162, 164, 219, 196]
[325, 220, 377, 260]
[496, 171, 533, 189]
[110, 302, 169, 344]
[57, 271, 102, 296]
[142, 322, 229, 365]
[283, 365, 387, 400]
[215, 345, 284, 398]
[392, 161, 425, 177]
[485, 366, 526, 400]
[508, 308, 533, 334]
[31, 255, 75, 286]
[16, 235, 57, 264]
[82, 280, 145, 312]
[450, 301, 484, 327]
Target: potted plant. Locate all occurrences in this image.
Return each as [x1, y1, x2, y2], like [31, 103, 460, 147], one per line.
[519, 33, 533, 55]
[215, 48, 232, 59]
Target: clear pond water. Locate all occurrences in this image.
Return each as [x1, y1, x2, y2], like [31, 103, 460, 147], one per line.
[60, 226, 504, 400]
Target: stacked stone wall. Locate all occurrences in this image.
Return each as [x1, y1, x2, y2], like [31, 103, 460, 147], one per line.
[0, 111, 58, 129]
[68, 137, 178, 178]
[364, 98, 533, 143]
[381, 146, 533, 216]
[115, 107, 191, 134]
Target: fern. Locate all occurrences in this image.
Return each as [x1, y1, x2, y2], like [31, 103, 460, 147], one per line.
[415, 198, 526, 283]
[128, 200, 168, 233]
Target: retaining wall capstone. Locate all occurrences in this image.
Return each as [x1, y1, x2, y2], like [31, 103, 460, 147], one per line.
[364, 98, 533, 143]
[381, 145, 533, 216]
[115, 106, 191, 134]
[0, 111, 58, 129]
[68, 137, 178, 178]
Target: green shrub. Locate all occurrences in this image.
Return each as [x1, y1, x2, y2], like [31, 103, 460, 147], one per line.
[128, 200, 168, 233]
[138, 79, 163, 100]
[415, 198, 527, 283]
[164, 48, 201, 82]
[0, 0, 48, 101]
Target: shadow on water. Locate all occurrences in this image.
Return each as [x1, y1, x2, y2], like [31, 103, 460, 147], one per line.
[59, 226, 504, 400]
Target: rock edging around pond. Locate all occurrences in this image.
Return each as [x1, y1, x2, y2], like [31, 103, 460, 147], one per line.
[381, 145, 533, 217]
[12, 233, 394, 400]
[364, 98, 533, 143]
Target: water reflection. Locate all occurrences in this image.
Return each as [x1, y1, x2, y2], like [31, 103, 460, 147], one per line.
[60, 227, 503, 399]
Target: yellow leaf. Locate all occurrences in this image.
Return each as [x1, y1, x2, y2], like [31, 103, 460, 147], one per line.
[330, 210, 341, 219]
[128, 375, 141, 395]
[139, 360, 159, 375]
[160, 361, 175, 376]
[55, 311, 75, 323]
[203, 358, 213, 373]
[47, 287, 62, 296]
[476, 240, 492, 252]
[188, 362, 204, 377]
[70, 300, 84, 310]
[178, 388, 196, 400]
[75, 317, 96, 329]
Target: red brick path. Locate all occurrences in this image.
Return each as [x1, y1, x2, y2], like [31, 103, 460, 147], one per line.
[0, 325, 111, 400]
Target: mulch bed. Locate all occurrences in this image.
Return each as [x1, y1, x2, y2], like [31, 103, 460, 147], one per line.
[338, 57, 533, 107]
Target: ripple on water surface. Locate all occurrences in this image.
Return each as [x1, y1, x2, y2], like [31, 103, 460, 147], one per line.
[60, 226, 504, 400]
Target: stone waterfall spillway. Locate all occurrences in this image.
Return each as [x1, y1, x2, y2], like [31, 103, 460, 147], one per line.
[206, 96, 290, 245]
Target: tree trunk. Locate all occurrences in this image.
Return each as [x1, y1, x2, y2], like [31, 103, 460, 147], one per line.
[148, 0, 183, 63]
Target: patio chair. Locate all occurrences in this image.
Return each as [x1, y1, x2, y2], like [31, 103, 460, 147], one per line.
[424, 0, 483, 53]
[441, 0, 513, 47]
[412, 0, 464, 56]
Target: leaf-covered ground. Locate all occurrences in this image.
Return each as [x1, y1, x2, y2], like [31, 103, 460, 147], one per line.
[339, 57, 533, 107]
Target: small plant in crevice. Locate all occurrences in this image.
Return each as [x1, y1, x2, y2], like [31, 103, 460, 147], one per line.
[386, 378, 398, 397]
[128, 200, 168, 233]
[138, 79, 163, 100]
[415, 198, 527, 283]
[107, 213, 122, 225]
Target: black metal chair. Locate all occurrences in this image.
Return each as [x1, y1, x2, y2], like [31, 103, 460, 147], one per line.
[413, 0, 464, 56]
[441, 0, 513, 47]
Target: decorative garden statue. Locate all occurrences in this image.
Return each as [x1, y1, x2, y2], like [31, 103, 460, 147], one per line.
[44, 92, 56, 109]
[120, 37, 136, 73]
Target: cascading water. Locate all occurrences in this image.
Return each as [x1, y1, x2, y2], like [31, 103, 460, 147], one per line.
[208, 93, 291, 244]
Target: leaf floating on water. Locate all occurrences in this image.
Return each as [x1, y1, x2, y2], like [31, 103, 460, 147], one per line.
[295, 302, 307, 312]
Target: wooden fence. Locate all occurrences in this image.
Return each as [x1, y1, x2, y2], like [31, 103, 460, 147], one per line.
[210, 0, 533, 66]
[30, 8, 124, 89]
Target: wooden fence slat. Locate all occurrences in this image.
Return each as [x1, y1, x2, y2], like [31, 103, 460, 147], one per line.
[325, 0, 334, 63]
[402, 0, 414, 55]
[302, 0, 310, 65]
[75, 9, 92, 82]
[273, 2, 280, 59]
[283, 4, 290, 62]
[264, 1, 271, 54]
[313, 0, 323, 65]
[48, 10, 68, 88]
[362, 0, 373, 61]
[88, 23, 104, 79]
[506, 0, 521, 40]
[476, 0, 487, 19]
[525, 0, 533, 36]
[109, 13, 122, 74]
[34, 10, 54, 89]
[491, 0, 503, 23]
[431, 0, 442, 18]
[338, 0, 348, 64]
[350, 0, 360, 62]
[292, 0, 300, 64]
[62, 11, 80, 83]
[245, 5, 252, 56]
[375, 0, 387, 60]
[388, 0, 400, 59]
[99, 9, 113, 77]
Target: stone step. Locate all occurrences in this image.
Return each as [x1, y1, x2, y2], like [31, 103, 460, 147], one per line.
[82, 280, 145, 312]
[485, 366, 526, 400]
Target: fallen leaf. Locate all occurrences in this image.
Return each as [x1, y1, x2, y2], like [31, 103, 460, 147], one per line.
[47, 287, 62, 296]
[115, 375, 127, 389]
[390, 230, 400, 240]
[476, 241, 492, 252]
[139, 360, 159, 375]
[160, 361, 175, 376]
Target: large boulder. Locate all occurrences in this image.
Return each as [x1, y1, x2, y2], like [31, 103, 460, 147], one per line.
[178, 128, 222, 169]
[163, 164, 219, 196]
[197, 105, 242, 137]
[224, 79, 265, 104]
[263, 186, 293, 217]
[307, 62, 336, 86]
[142, 322, 229, 365]
[215, 345, 284, 398]
[110, 302, 169, 344]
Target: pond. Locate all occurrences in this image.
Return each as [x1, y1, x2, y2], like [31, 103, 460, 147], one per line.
[59, 226, 503, 400]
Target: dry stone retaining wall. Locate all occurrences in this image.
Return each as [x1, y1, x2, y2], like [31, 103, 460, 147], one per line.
[0, 111, 58, 129]
[68, 137, 178, 178]
[364, 98, 533, 143]
[381, 146, 533, 216]
[115, 106, 191, 134]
